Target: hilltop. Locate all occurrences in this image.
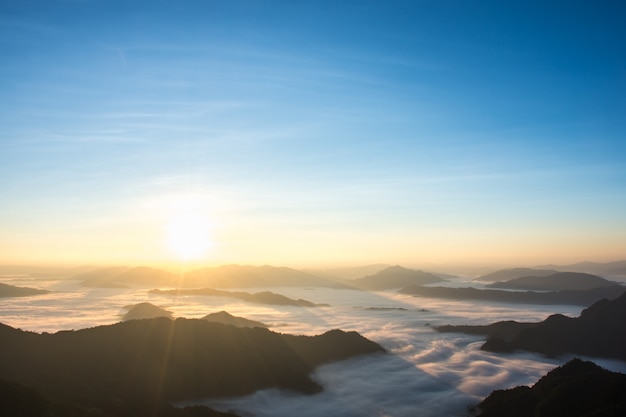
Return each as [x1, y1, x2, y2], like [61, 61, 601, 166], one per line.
[121, 302, 174, 321]
[350, 265, 444, 290]
[202, 311, 267, 328]
[475, 359, 626, 417]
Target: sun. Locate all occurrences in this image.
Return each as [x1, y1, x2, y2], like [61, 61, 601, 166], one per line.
[165, 211, 214, 261]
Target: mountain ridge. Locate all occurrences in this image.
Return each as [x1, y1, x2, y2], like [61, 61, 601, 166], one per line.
[0, 318, 385, 415]
[485, 272, 616, 291]
[437, 288, 626, 360]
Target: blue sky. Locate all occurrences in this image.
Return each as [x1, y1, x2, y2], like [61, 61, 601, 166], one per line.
[1, 0, 625, 268]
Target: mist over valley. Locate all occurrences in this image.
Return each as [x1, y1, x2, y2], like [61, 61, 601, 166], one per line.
[1, 261, 626, 416]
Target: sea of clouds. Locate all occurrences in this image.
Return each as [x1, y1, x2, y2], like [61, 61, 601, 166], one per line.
[2, 275, 626, 417]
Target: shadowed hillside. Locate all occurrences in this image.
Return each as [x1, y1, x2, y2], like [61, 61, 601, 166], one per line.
[438, 289, 626, 360]
[0, 377, 240, 417]
[0, 318, 384, 415]
[475, 359, 626, 417]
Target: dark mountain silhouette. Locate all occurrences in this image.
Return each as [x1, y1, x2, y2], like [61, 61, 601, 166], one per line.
[351, 266, 444, 290]
[0, 318, 384, 416]
[475, 359, 626, 417]
[76, 266, 177, 288]
[475, 267, 559, 282]
[122, 302, 174, 321]
[201, 311, 267, 328]
[0, 378, 48, 417]
[486, 272, 616, 291]
[0, 282, 49, 297]
[439, 289, 626, 360]
[179, 264, 338, 288]
[150, 287, 327, 307]
[399, 284, 626, 306]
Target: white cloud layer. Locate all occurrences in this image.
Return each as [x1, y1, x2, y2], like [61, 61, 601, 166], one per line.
[2, 275, 625, 416]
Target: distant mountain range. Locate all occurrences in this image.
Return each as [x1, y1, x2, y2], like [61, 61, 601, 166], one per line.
[536, 259, 626, 279]
[73, 264, 341, 289]
[76, 266, 177, 288]
[71, 263, 452, 291]
[485, 272, 617, 291]
[179, 264, 340, 288]
[400, 284, 626, 306]
[475, 267, 559, 282]
[476, 260, 626, 282]
[0, 318, 385, 416]
[475, 359, 626, 417]
[0, 282, 49, 297]
[437, 288, 626, 360]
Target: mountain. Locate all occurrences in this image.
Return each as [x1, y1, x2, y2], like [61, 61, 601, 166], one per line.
[0, 318, 384, 416]
[439, 289, 626, 360]
[436, 320, 540, 342]
[486, 272, 616, 291]
[75, 266, 177, 288]
[351, 265, 444, 290]
[475, 359, 626, 417]
[0, 282, 49, 297]
[0, 264, 95, 278]
[178, 264, 339, 288]
[400, 284, 626, 306]
[536, 260, 626, 279]
[121, 302, 174, 321]
[202, 311, 267, 328]
[150, 288, 327, 307]
[303, 264, 390, 280]
[483, 289, 626, 359]
[475, 267, 559, 282]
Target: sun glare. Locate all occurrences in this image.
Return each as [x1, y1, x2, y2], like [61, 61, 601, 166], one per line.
[166, 211, 214, 261]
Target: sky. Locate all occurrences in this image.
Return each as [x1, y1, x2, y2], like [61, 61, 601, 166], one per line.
[1, 0, 625, 269]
